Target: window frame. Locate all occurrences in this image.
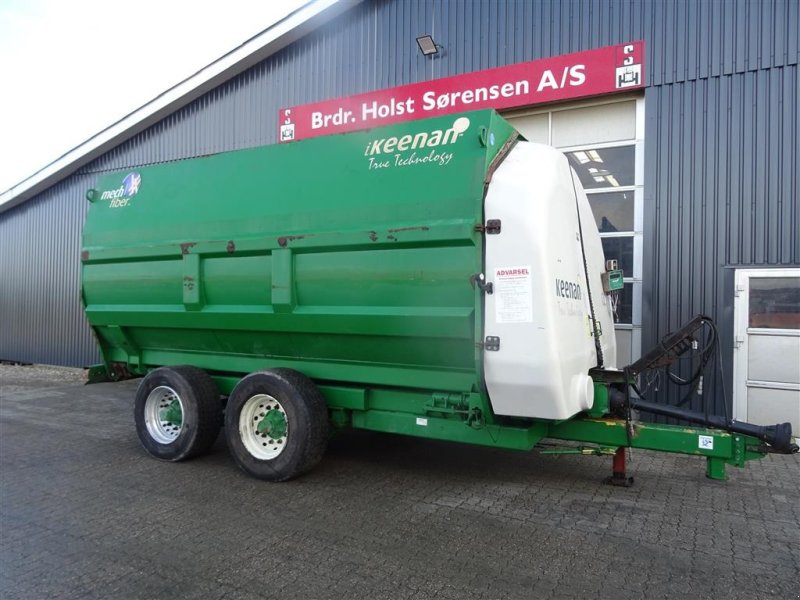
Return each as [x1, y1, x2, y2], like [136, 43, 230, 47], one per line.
[502, 95, 645, 360]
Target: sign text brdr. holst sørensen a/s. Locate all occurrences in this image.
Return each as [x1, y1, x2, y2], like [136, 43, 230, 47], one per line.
[279, 42, 644, 143]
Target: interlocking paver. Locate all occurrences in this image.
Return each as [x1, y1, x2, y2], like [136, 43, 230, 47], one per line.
[1, 364, 798, 599]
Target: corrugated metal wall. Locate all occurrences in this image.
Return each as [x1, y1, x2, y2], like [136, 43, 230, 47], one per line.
[0, 173, 98, 365]
[2, 0, 797, 418]
[643, 63, 799, 415]
[67, 0, 800, 177]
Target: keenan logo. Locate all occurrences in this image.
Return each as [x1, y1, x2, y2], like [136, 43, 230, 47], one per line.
[363, 117, 470, 156]
[555, 278, 582, 300]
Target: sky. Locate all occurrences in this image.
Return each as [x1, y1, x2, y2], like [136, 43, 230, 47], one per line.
[0, 0, 308, 193]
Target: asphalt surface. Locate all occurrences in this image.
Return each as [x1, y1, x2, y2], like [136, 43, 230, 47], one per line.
[1, 364, 799, 599]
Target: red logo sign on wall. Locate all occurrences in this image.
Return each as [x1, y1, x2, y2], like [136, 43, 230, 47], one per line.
[279, 41, 644, 142]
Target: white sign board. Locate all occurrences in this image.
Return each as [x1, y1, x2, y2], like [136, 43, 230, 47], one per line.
[494, 266, 533, 324]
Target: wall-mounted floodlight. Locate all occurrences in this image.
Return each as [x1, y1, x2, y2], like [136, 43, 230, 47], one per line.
[416, 35, 441, 56]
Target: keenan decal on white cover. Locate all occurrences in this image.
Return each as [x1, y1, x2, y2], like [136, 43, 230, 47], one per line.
[555, 278, 582, 300]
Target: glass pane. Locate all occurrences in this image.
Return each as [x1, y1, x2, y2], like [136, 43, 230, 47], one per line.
[749, 277, 800, 329]
[566, 145, 635, 189]
[601, 237, 634, 277]
[588, 191, 635, 232]
[611, 283, 633, 324]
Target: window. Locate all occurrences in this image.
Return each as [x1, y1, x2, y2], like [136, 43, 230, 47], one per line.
[504, 97, 644, 364]
[566, 146, 635, 189]
[588, 191, 634, 232]
[749, 277, 800, 329]
[601, 237, 633, 277]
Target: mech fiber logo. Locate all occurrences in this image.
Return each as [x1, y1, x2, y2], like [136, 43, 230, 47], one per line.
[101, 172, 141, 208]
[364, 117, 470, 170]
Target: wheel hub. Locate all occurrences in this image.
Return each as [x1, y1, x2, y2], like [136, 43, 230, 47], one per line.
[144, 385, 184, 444]
[159, 399, 183, 427]
[239, 394, 289, 460]
[257, 408, 287, 439]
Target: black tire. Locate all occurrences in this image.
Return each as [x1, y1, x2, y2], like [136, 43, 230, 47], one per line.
[224, 368, 329, 481]
[134, 366, 222, 461]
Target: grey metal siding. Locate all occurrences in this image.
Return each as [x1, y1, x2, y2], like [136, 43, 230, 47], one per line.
[642, 64, 799, 416]
[1, 0, 798, 414]
[0, 174, 99, 366]
[73, 0, 800, 179]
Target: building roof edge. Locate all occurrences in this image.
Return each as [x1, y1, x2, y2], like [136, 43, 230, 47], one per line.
[0, 0, 361, 215]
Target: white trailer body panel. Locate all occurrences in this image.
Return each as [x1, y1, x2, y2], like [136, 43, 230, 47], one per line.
[483, 142, 617, 420]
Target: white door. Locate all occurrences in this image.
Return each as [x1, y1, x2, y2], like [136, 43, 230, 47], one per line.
[733, 269, 800, 433]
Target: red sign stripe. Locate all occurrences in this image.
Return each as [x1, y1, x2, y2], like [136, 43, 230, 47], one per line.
[279, 41, 644, 143]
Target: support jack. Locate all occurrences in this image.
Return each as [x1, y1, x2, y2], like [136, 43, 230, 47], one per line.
[603, 447, 634, 487]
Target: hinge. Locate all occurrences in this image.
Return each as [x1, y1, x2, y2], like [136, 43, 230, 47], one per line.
[475, 219, 501, 234]
[734, 336, 745, 349]
[734, 284, 745, 297]
[484, 336, 500, 351]
[471, 273, 493, 294]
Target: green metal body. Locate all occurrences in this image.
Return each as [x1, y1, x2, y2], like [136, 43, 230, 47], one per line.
[82, 110, 516, 393]
[81, 110, 767, 480]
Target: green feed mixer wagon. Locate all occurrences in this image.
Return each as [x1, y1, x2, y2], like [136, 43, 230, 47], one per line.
[81, 110, 797, 483]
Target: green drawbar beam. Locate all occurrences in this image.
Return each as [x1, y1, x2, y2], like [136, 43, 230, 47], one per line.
[548, 418, 765, 480]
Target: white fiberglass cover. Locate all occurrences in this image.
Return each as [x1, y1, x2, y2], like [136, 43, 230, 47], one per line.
[483, 142, 617, 420]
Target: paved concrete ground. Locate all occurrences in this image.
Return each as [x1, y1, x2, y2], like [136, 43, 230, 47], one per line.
[1, 364, 798, 600]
